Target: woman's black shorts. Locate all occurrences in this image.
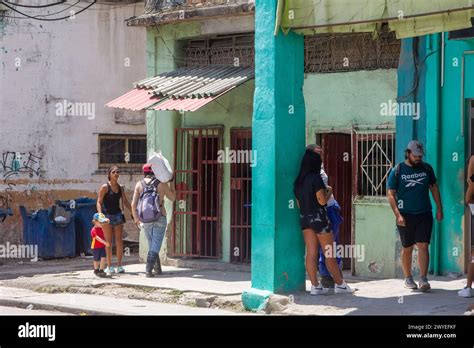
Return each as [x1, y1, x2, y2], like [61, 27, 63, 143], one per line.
[300, 209, 332, 234]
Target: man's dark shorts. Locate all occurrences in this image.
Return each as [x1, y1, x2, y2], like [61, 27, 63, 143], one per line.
[300, 208, 332, 234]
[92, 248, 106, 261]
[397, 212, 433, 248]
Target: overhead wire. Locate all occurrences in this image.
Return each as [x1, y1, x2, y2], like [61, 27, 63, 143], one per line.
[0, 0, 96, 21]
[0, 1, 139, 21]
[34, 1, 82, 18]
[2, 0, 66, 8]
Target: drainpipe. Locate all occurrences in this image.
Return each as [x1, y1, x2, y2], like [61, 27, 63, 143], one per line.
[429, 33, 442, 275]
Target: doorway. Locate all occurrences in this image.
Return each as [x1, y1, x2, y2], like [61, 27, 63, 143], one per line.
[230, 129, 252, 264]
[171, 127, 223, 259]
[316, 133, 352, 269]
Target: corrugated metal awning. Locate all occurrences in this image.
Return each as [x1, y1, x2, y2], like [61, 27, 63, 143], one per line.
[105, 88, 161, 110]
[106, 66, 254, 112]
[153, 89, 234, 112]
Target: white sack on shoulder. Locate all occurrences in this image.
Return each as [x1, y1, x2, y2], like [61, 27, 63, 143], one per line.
[148, 151, 173, 182]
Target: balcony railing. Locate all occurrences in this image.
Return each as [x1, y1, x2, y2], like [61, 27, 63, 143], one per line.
[145, 0, 254, 13]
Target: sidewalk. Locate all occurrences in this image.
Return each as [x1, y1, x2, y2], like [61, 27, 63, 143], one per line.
[0, 261, 472, 315]
[0, 286, 238, 315]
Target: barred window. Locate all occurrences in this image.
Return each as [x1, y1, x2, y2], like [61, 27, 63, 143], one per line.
[352, 129, 396, 197]
[304, 31, 401, 73]
[183, 34, 254, 68]
[182, 30, 399, 72]
[98, 134, 147, 168]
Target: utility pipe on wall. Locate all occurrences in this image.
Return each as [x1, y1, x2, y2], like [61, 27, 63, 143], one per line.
[426, 33, 442, 275]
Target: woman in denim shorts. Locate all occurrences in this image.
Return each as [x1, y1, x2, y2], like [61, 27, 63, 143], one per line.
[294, 150, 353, 295]
[97, 165, 133, 276]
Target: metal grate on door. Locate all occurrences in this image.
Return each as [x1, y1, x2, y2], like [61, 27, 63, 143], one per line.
[230, 129, 252, 264]
[171, 127, 223, 259]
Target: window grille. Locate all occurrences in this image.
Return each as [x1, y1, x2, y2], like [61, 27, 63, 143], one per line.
[183, 34, 254, 68]
[352, 128, 395, 197]
[304, 31, 400, 73]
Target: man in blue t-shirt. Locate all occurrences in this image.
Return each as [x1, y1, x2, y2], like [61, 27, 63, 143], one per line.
[387, 140, 443, 292]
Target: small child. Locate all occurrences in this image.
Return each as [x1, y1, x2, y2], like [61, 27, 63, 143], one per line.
[91, 213, 110, 277]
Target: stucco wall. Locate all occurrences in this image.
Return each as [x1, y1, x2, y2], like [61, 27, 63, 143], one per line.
[0, 3, 147, 243]
[143, 18, 399, 266]
[304, 69, 398, 139]
[397, 34, 474, 275]
[354, 198, 400, 278]
[181, 81, 253, 263]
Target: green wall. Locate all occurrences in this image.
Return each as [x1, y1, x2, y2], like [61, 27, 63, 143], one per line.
[354, 198, 399, 278]
[304, 69, 398, 139]
[427, 34, 474, 274]
[244, 0, 306, 307]
[143, 20, 400, 270]
[397, 34, 474, 275]
[142, 23, 254, 262]
[180, 82, 254, 262]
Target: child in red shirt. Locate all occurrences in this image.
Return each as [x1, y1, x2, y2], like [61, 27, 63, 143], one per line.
[91, 213, 110, 277]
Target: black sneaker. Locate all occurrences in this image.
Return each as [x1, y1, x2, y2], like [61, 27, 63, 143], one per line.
[146, 271, 154, 278]
[404, 276, 418, 289]
[419, 277, 431, 292]
[154, 258, 163, 275]
[94, 269, 99, 276]
[98, 270, 107, 278]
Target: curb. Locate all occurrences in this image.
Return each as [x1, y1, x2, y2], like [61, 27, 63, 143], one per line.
[108, 280, 244, 296]
[0, 298, 118, 316]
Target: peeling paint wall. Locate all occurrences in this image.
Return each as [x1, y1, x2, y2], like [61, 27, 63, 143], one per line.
[0, 3, 147, 244]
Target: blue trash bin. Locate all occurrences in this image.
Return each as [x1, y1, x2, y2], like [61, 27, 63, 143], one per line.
[56, 197, 97, 256]
[20, 206, 76, 259]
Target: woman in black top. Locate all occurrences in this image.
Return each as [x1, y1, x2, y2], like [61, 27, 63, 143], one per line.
[97, 165, 132, 275]
[294, 150, 353, 295]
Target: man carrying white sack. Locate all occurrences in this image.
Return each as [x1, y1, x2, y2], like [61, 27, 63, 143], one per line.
[132, 152, 176, 277]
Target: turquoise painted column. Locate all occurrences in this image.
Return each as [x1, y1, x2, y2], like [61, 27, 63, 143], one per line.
[242, 0, 306, 311]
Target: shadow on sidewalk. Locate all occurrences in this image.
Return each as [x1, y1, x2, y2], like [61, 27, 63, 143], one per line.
[288, 287, 472, 315]
[0, 253, 140, 280]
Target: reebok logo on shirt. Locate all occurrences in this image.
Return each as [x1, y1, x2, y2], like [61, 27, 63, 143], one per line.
[401, 172, 427, 187]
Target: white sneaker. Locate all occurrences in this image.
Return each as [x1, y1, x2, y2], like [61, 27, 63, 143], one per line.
[105, 267, 112, 276]
[458, 287, 472, 298]
[310, 284, 329, 296]
[334, 281, 355, 294]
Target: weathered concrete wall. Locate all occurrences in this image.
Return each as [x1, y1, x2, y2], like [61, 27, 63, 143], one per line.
[0, 3, 147, 243]
[397, 34, 474, 275]
[143, 16, 399, 266]
[353, 198, 400, 278]
[304, 69, 398, 138]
